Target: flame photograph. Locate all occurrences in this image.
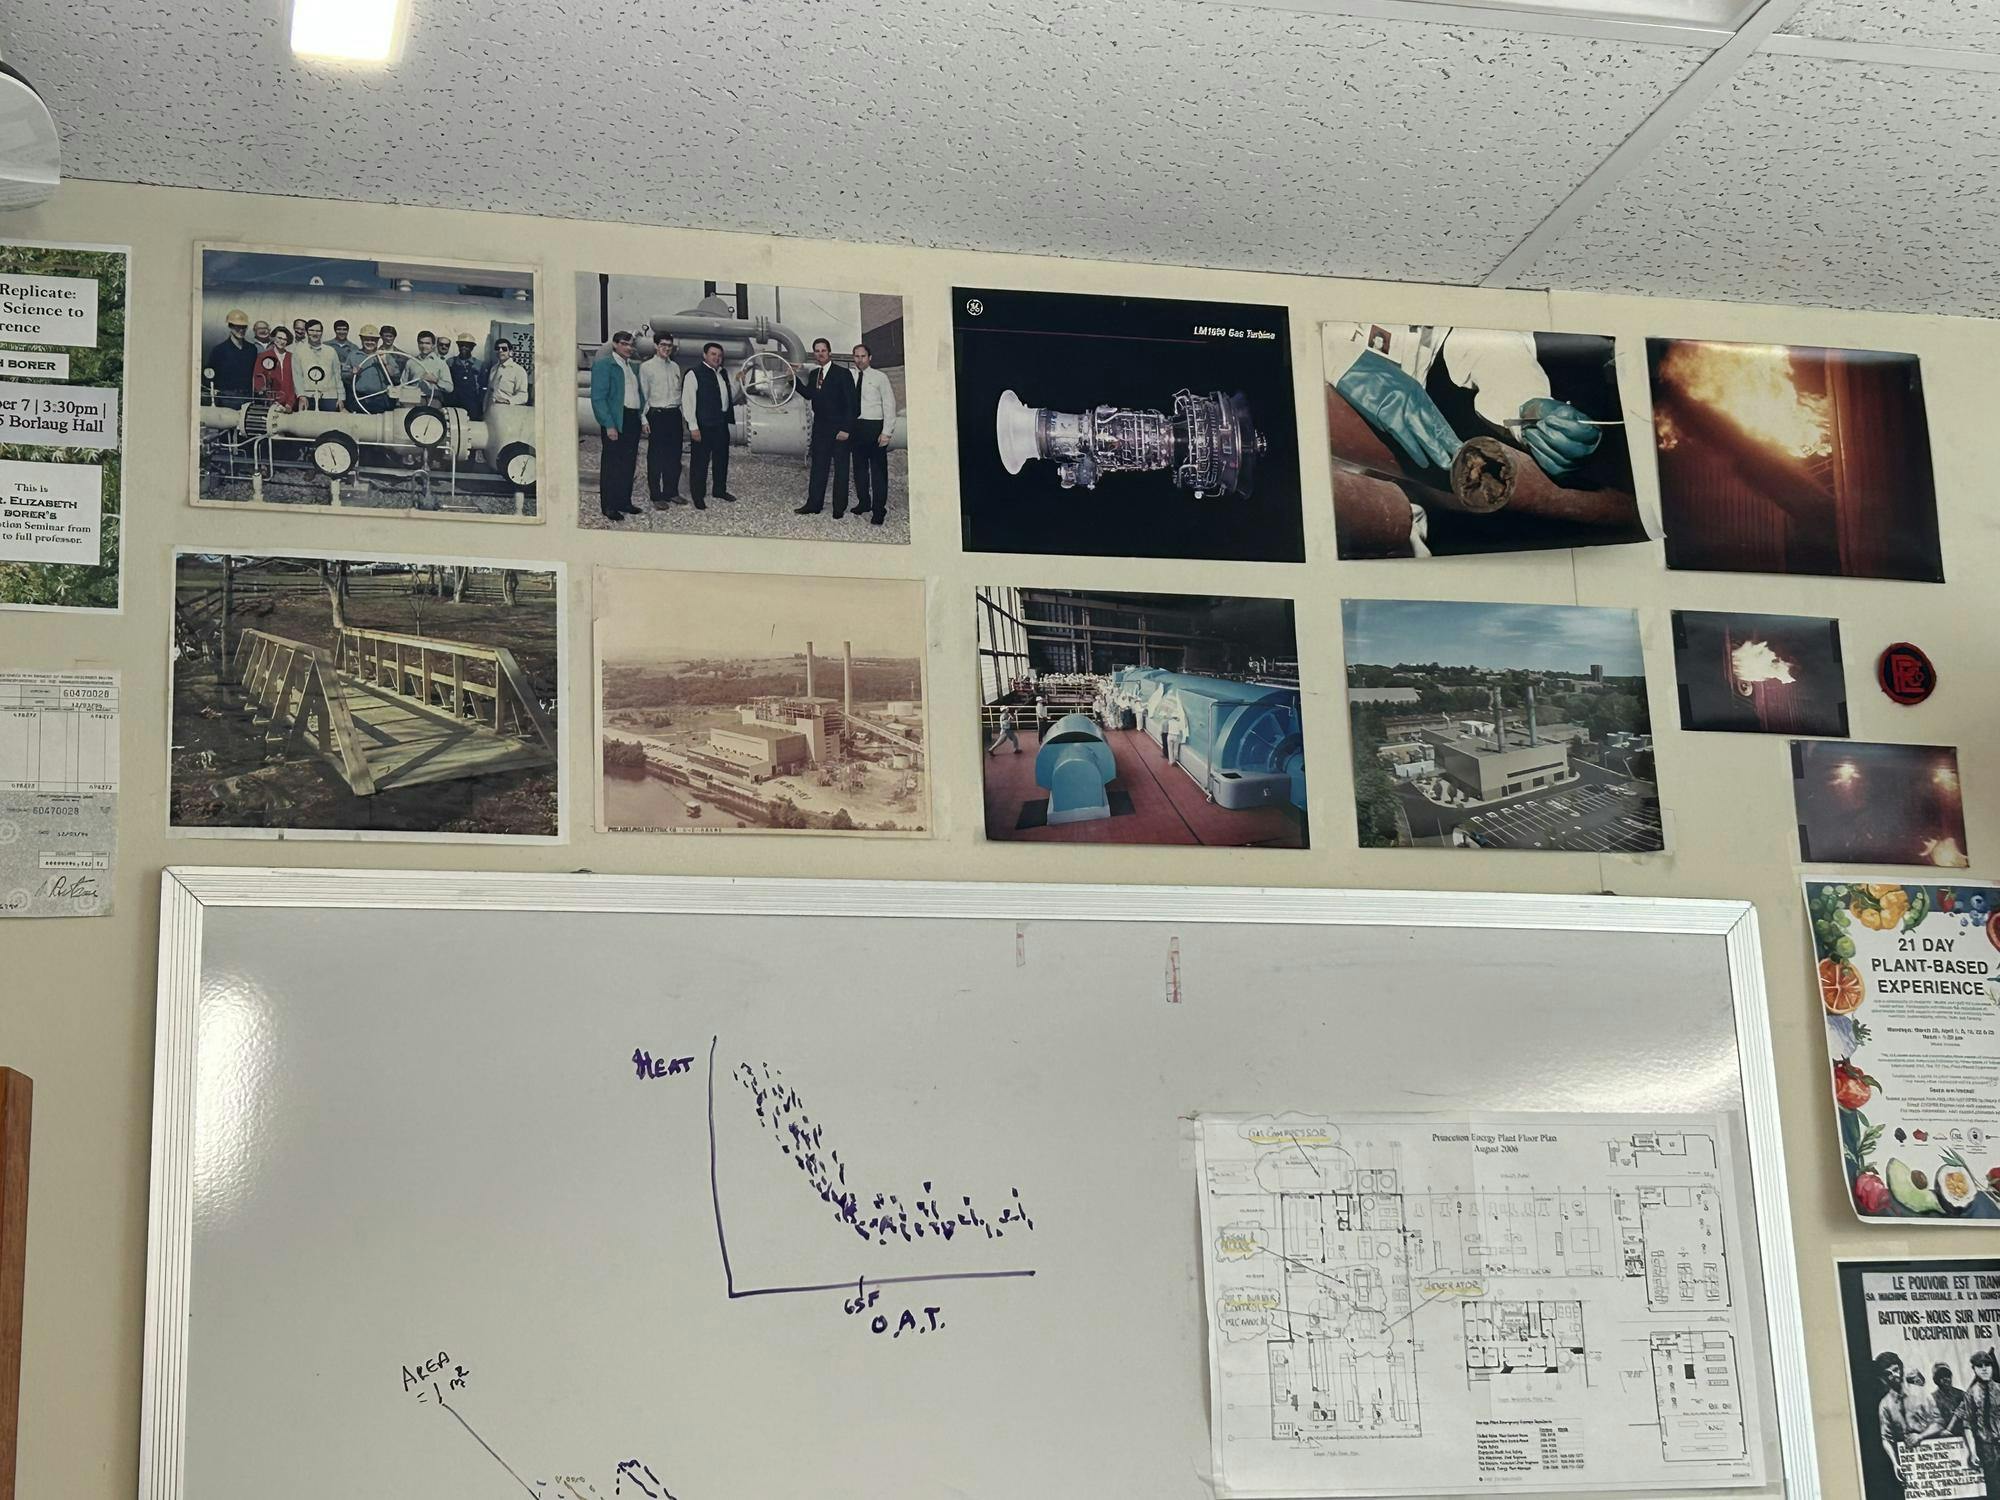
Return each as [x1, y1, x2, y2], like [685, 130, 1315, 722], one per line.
[1648, 339, 1942, 581]
[1672, 609, 1848, 736]
[1792, 741, 1968, 867]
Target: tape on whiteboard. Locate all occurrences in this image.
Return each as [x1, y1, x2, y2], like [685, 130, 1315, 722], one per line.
[1166, 935, 1183, 1004]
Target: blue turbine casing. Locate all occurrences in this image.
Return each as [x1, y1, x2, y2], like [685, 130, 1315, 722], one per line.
[1148, 673, 1307, 811]
[1034, 713, 1117, 823]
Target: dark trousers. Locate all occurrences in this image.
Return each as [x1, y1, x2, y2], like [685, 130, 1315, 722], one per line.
[600, 407, 642, 515]
[646, 408, 683, 503]
[805, 427, 850, 515]
[690, 419, 731, 499]
[851, 418, 888, 521]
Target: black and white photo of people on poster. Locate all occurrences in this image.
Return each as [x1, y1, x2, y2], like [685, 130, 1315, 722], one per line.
[1323, 321, 1647, 560]
[952, 287, 1302, 563]
[1839, 1259, 2000, 1499]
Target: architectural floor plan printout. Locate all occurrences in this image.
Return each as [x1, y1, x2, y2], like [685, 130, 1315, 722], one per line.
[1196, 1112, 1765, 1497]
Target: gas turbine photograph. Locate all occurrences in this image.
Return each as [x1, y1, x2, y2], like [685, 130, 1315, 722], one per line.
[975, 587, 1307, 848]
[194, 248, 540, 520]
[953, 287, 1302, 562]
[1647, 338, 1942, 581]
[577, 274, 909, 542]
[1323, 322, 1647, 560]
[1671, 608, 1849, 737]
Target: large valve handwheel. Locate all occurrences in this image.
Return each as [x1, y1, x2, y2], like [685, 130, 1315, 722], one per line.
[739, 350, 798, 408]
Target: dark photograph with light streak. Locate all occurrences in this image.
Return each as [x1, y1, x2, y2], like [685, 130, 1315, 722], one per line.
[1671, 609, 1848, 737]
[1648, 339, 1942, 581]
[1792, 741, 1967, 868]
[1323, 322, 1646, 560]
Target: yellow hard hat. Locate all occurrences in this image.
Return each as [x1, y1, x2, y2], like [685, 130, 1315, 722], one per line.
[225, 309, 249, 327]
[359, 324, 381, 338]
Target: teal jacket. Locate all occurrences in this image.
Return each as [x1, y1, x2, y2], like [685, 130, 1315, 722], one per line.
[590, 351, 637, 432]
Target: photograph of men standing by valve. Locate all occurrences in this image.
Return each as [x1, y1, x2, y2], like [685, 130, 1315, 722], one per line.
[576, 273, 910, 545]
[953, 287, 1303, 563]
[1323, 321, 1648, 560]
[193, 247, 540, 521]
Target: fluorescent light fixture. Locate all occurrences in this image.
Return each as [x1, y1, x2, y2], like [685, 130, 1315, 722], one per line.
[291, 0, 409, 63]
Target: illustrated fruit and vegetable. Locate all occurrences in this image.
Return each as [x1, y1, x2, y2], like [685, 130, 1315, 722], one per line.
[1812, 881, 2000, 1220]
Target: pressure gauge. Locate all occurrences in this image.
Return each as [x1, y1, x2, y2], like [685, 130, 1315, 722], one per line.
[312, 432, 360, 477]
[496, 442, 537, 490]
[404, 407, 449, 449]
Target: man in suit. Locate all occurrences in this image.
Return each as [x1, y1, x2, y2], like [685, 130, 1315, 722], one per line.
[849, 342, 898, 526]
[681, 341, 743, 508]
[792, 337, 856, 517]
[591, 331, 645, 520]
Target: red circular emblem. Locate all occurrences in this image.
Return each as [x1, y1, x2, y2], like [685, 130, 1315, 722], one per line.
[1878, 642, 1936, 705]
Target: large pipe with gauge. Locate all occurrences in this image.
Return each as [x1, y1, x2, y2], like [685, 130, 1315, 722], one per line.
[198, 400, 538, 489]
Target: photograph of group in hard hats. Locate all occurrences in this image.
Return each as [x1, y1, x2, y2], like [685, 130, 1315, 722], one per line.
[595, 567, 929, 836]
[1323, 322, 1647, 560]
[193, 246, 540, 521]
[1648, 338, 1942, 581]
[952, 286, 1303, 563]
[975, 586, 1307, 848]
[577, 274, 910, 544]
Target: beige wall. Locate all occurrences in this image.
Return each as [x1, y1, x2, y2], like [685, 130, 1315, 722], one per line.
[4, 178, 1992, 1498]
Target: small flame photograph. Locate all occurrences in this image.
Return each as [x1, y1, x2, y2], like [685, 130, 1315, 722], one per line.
[1324, 322, 1646, 560]
[595, 568, 928, 837]
[1671, 609, 1848, 737]
[1647, 338, 1942, 581]
[975, 587, 1307, 848]
[952, 286, 1302, 563]
[1792, 741, 1967, 867]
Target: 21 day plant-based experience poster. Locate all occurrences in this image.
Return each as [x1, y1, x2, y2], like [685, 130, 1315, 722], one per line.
[1809, 880, 2000, 1224]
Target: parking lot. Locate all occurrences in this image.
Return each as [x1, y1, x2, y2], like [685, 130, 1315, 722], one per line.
[1458, 782, 1664, 852]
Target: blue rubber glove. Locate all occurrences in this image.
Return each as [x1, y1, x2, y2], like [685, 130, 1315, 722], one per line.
[1335, 350, 1459, 472]
[1518, 397, 1601, 480]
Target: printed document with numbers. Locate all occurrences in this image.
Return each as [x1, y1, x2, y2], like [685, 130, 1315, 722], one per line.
[0, 670, 116, 916]
[1197, 1111, 1766, 1496]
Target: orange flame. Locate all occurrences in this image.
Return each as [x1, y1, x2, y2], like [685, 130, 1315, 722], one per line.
[1730, 639, 1795, 686]
[1659, 341, 1831, 460]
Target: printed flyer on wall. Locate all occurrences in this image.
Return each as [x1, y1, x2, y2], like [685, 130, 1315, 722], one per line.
[1836, 1258, 2000, 1499]
[0, 240, 128, 612]
[1809, 880, 2000, 1223]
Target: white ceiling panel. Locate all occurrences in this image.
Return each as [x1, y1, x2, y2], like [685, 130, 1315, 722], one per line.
[1781, 0, 2000, 52]
[7, 0, 1703, 286]
[1512, 51, 2000, 316]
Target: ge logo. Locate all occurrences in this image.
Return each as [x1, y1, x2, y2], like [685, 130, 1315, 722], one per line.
[964, 299, 984, 317]
[0, 820, 17, 844]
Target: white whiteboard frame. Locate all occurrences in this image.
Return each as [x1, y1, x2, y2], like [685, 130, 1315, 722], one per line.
[141, 867, 1818, 1499]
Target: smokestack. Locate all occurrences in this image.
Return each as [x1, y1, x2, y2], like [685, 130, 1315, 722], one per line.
[1490, 687, 1503, 751]
[1527, 684, 1538, 747]
[843, 641, 853, 720]
[806, 641, 815, 698]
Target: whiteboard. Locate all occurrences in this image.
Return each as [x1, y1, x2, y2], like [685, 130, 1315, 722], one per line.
[141, 869, 1816, 1500]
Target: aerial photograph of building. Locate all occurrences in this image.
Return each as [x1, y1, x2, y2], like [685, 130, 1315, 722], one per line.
[976, 586, 1307, 848]
[596, 569, 927, 835]
[1343, 598, 1662, 852]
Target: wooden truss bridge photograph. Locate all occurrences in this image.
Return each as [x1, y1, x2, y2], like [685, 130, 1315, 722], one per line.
[170, 553, 563, 838]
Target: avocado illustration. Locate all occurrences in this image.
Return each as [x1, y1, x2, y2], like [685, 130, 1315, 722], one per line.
[1888, 1158, 1944, 1215]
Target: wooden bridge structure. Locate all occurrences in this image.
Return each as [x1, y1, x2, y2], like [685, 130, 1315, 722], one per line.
[231, 626, 556, 795]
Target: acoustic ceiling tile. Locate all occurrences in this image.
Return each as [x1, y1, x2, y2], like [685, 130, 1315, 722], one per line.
[11, 0, 1702, 287]
[1512, 52, 2000, 317]
[1781, 0, 2000, 53]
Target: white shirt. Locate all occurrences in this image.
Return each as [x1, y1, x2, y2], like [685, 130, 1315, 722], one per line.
[293, 342, 345, 403]
[680, 365, 737, 430]
[488, 359, 529, 405]
[853, 366, 897, 430]
[614, 355, 641, 411]
[1323, 323, 1550, 428]
[406, 352, 455, 395]
[639, 354, 680, 410]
